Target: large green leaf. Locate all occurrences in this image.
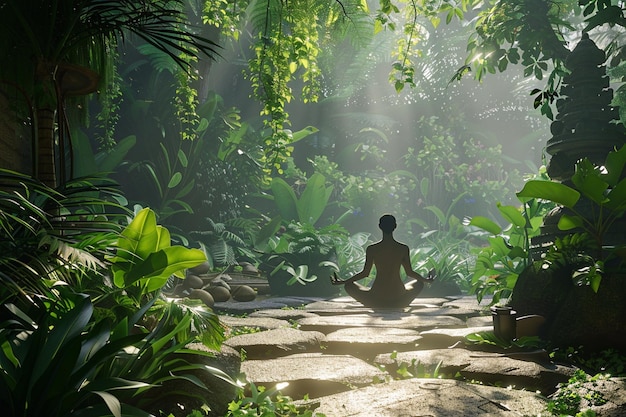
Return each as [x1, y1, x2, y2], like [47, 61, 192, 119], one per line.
[516, 180, 580, 208]
[155, 225, 171, 252]
[297, 173, 331, 225]
[557, 214, 584, 231]
[31, 295, 93, 387]
[572, 159, 608, 205]
[254, 216, 283, 249]
[123, 247, 206, 288]
[603, 145, 626, 186]
[97, 136, 137, 173]
[468, 216, 502, 235]
[118, 208, 159, 260]
[497, 203, 525, 228]
[290, 125, 319, 143]
[606, 177, 626, 211]
[270, 178, 298, 221]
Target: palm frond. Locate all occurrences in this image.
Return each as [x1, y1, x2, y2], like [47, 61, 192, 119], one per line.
[0, 170, 128, 299]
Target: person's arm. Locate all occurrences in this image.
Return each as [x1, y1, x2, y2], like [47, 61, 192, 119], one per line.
[401, 245, 430, 282]
[331, 246, 374, 285]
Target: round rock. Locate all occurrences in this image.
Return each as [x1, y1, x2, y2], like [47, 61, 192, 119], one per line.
[231, 285, 257, 302]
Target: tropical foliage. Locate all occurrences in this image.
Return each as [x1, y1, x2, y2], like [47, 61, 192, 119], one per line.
[3, 0, 626, 413]
[516, 145, 626, 292]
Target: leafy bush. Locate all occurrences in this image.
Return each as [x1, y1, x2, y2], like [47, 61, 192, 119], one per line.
[468, 186, 553, 305]
[0, 294, 236, 417]
[0, 170, 128, 304]
[226, 380, 324, 417]
[516, 145, 626, 292]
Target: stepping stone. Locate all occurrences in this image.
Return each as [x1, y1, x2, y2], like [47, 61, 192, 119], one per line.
[412, 297, 450, 305]
[220, 315, 292, 332]
[240, 353, 388, 399]
[442, 295, 492, 312]
[248, 308, 320, 321]
[323, 327, 422, 360]
[297, 312, 465, 334]
[374, 348, 475, 378]
[306, 377, 547, 416]
[410, 306, 483, 319]
[224, 327, 326, 359]
[263, 296, 327, 307]
[304, 300, 373, 315]
[459, 354, 578, 395]
[467, 315, 494, 327]
[418, 325, 494, 349]
[213, 296, 321, 315]
[213, 298, 292, 314]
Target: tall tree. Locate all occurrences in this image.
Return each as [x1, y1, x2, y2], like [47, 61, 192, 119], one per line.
[0, 0, 219, 187]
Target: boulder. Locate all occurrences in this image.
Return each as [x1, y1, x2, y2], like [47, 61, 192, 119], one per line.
[187, 261, 211, 276]
[207, 285, 231, 302]
[183, 274, 205, 290]
[188, 289, 214, 308]
[231, 284, 257, 302]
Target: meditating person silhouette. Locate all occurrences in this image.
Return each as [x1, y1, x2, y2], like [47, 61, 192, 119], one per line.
[330, 214, 435, 308]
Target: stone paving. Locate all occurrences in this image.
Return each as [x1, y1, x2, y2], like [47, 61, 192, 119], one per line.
[210, 294, 626, 416]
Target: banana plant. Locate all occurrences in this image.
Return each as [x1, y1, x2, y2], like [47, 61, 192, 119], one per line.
[108, 207, 206, 304]
[271, 172, 333, 225]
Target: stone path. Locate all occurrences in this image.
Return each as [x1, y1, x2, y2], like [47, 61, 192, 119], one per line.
[210, 294, 626, 416]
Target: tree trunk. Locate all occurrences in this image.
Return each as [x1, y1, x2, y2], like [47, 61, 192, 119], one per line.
[36, 107, 57, 188]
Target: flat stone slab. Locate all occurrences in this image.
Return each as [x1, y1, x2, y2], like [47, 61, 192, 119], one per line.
[374, 348, 476, 378]
[224, 327, 326, 359]
[213, 299, 292, 314]
[409, 306, 483, 319]
[307, 377, 547, 416]
[412, 297, 452, 306]
[467, 315, 494, 327]
[220, 315, 292, 332]
[248, 308, 320, 321]
[460, 354, 578, 395]
[304, 300, 374, 315]
[418, 326, 493, 349]
[241, 353, 388, 399]
[323, 327, 422, 359]
[214, 295, 326, 314]
[373, 348, 571, 391]
[303, 296, 452, 313]
[442, 295, 492, 312]
[297, 312, 465, 334]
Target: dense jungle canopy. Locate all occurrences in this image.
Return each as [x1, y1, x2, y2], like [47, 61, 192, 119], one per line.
[2, 0, 626, 240]
[3, 0, 626, 181]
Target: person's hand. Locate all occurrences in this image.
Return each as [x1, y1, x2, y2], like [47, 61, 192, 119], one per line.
[426, 268, 436, 281]
[330, 271, 344, 285]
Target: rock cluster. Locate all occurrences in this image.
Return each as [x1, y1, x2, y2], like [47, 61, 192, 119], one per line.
[198, 294, 626, 416]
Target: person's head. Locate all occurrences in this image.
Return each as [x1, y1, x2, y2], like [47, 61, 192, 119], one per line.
[378, 214, 397, 234]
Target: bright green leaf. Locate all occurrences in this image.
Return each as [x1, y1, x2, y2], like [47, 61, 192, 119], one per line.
[177, 149, 188, 168]
[557, 214, 583, 230]
[516, 180, 580, 208]
[168, 172, 183, 189]
[468, 216, 502, 235]
[497, 203, 526, 228]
